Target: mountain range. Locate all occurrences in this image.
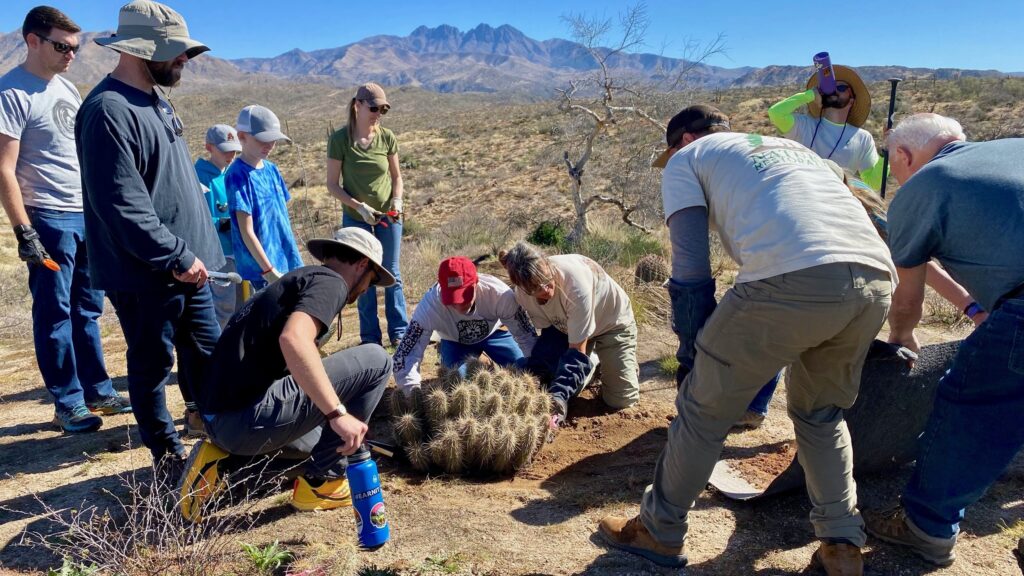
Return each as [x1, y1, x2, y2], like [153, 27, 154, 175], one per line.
[1, 24, 1017, 93]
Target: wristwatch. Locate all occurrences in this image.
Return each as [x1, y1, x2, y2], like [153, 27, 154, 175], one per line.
[324, 403, 348, 421]
[963, 302, 984, 319]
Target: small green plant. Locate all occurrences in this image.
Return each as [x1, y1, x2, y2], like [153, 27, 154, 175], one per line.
[526, 219, 567, 248]
[357, 566, 402, 576]
[47, 559, 98, 576]
[240, 540, 293, 574]
[421, 551, 467, 574]
[657, 355, 680, 378]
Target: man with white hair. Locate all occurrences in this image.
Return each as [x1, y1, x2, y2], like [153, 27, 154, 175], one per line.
[76, 1, 224, 469]
[866, 113, 1024, 567]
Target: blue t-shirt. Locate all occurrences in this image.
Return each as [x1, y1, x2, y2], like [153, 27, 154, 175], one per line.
[225, 159, 303, 281]
[194, 157, 232, 256]
[887, 139, 1024, 311]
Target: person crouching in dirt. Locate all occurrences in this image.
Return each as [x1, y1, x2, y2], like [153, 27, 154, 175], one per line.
[863, 113, 1024, 568]
[598, 105, 896, 575]
[499, 242, 639, 432]
[178, 228, 393, 522]
[393, 256, 538, 394]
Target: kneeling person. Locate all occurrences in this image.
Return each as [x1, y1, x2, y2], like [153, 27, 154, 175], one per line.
[180, 228, 394, 521]
[393, 256, 538, 394]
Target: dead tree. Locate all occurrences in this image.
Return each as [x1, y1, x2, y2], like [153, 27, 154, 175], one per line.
[557, 2, 723, 243]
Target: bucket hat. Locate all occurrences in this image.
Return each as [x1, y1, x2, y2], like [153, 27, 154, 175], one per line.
[307, 228, 396, 287]
[805, 65, 871, 128]
[94, 0, 208, 62]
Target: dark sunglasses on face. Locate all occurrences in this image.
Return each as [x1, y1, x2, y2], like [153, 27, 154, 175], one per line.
[35, 33, 79, 54]
[835, 83, 851, 94]
[360, 100, 389, 115]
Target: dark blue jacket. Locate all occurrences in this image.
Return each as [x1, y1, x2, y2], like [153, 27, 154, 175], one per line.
[76, 75, 224, 292]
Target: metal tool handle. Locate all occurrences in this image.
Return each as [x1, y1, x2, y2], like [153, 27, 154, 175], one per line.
[879, 78, 901, 198]
[208, 271, 243, 285]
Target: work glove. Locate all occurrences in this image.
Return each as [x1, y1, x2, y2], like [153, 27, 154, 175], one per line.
[389, 197, 403, 223]
[261, 267, 283, 284]
[355, 201, 383, 226]
[668, 277, 717, 388]
[13, 224, 52, 266]
[217, 217, 231, 232]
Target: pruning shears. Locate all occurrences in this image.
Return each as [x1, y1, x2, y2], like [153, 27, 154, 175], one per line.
[377, 210, 401, 227]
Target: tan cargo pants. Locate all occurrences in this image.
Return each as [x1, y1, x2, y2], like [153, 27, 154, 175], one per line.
[640, 262, 892, 547]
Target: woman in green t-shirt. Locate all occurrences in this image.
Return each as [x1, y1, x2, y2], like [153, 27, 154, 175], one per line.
[326, 83, 408, 346]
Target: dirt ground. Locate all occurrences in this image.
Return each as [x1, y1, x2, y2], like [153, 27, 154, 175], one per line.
[1, 308, 1021, 576]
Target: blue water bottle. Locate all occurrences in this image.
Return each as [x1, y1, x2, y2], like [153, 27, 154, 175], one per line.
[347, 445, 389, 548]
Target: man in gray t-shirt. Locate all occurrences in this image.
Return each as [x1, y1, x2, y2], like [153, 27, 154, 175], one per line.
[865, 113, 1024, 567]
[0, 7, 130, 434]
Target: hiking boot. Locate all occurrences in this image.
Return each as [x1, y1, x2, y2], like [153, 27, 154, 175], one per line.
[813, 541, 863, 576]
[87, 394, 133, 415]
[182, 409, 207, 438]
[178, 439, 230, 522]
[598, 515, 687, 568]
[53, 405, 102, 433]
[291, 476, 352, 512]
[865, 504, 956, 566]
[733, 410, 765, 430]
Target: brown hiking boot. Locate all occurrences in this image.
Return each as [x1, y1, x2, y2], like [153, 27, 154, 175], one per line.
[597, 515, 687, 568]
[865, 504, 956, 566]
[813, 542, 863, 576]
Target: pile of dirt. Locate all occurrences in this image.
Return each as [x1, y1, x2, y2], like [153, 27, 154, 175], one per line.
[722, 440, 797, 491]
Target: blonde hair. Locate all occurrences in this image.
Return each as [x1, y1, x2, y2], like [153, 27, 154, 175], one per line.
[844, 173, 888, 239]
[498, 242, 553, 292]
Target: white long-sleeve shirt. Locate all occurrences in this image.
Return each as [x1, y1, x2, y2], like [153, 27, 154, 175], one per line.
[393, 274, 538, 391]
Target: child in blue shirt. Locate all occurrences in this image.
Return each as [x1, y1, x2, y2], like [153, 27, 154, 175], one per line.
[225, 105, 303, 289]
[195, 124, 241, 328]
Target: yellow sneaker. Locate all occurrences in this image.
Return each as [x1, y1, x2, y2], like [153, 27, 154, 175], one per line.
[178, 439, 229, 522]
[291, 476, 352, 512]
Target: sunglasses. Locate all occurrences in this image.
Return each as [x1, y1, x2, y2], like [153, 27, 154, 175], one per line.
[360, 100, 389, 115]
[835, 83, 851, 94]
[153, 97, 184, 137]
[35, 33, 80, 54]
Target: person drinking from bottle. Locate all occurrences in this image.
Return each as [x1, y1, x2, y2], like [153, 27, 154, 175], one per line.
[327, 83, 408, 348]
[226, 104, 303, 291]
[768, 62, 885, 190]
[1, 6, 130, 433]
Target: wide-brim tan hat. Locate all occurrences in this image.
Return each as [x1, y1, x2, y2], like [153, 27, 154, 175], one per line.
[805, 65, 871, 127]
[95, 0, 209, 63]
[307, 228, 396, 287]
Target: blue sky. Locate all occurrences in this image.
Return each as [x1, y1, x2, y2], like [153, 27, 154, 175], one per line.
[3, 0, 1021, 71]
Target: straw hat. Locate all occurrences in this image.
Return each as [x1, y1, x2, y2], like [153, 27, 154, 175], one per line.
[805, 65, 871, 128]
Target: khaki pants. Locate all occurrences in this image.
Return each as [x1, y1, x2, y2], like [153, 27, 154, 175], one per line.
[592, 321, 640, 409]
[640, 263, 892, 547]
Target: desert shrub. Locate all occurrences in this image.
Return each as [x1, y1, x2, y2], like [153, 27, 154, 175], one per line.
[527, 219, 567, 248]
[390, 361, 551, 476]
[240, 540, 293, 574]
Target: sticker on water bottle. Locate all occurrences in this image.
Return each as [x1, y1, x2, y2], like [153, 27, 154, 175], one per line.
[354, 508, 363, 533]
[370, 502, 387, 529]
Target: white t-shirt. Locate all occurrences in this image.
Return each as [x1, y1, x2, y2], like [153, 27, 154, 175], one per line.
[393, 274, 538, 390]
[787, 114, 879, 174]
[0, 65, 82, 211]
[661, 132, 896, 284]
[514, 254, 634, 344]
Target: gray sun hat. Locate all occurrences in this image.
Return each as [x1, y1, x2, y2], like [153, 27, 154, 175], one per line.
[94, 1, 209, 63]
[205, 124, 242, 152]
[236, 105, 291, 143]
[307, 228, 396, 287]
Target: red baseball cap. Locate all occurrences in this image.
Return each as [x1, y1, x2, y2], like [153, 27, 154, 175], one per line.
[438, 257, 478, 306]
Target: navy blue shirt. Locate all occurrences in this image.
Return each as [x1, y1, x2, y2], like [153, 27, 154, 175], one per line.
[887, 139, 1024, 311]
[76, 76, 224, 291]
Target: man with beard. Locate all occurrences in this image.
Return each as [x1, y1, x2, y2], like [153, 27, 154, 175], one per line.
[768, 63, 885, 191]
[76, 0, 223, 473]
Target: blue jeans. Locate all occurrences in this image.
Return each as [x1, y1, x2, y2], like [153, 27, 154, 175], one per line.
[439, 329, 525, 372]
[902, 297, 1024, 539]
[206, 344, 391, 478]
[108, 282, 221, 460]
[342, 214, 409, 345]
[746, 372, 783, 415]
[26, 207, 114, 413]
